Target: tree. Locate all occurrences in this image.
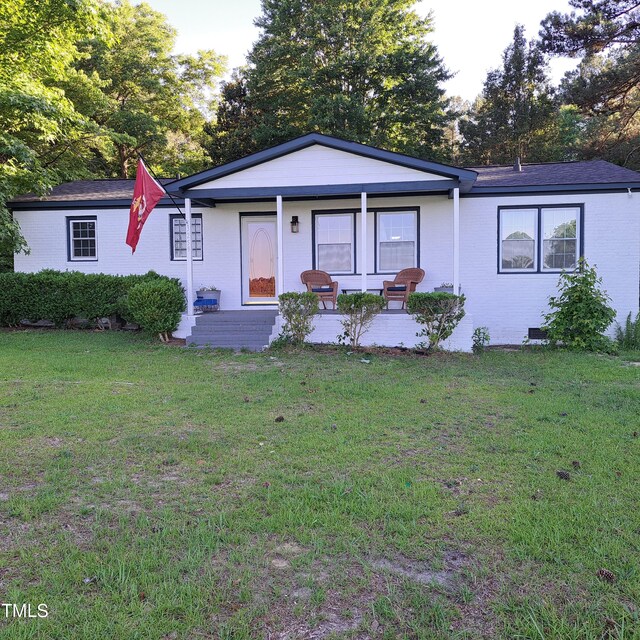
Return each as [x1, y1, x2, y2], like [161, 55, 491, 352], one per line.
[459, 26, 557, 165]
[206, 71, 261, 166]
[208, 0, 451, 165]
[68, 1, 226, 178]
[540, 0, 640, 56]
[0, 0, 104, 269]
[540, 0, 640, 168]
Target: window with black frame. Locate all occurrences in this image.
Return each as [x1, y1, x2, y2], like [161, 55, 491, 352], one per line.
[314, 213, 354, 273]
[170, 214, 203, 260]
[376, 210, 417, 272]
[498, 206, 581, 273]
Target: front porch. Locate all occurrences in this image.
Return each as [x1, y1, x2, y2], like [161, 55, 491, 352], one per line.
[168, 134, 476, 350]
[272, 309, 474, 352]
[177, 307, 473, 352]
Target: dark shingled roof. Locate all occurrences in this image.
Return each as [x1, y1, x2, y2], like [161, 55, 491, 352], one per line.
[470, 159, 640, 187]
[8, 160, 640, 206]
[10, 178, 176, 203]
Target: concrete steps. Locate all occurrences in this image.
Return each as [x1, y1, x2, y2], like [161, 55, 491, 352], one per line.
[186, 310, 278, 351]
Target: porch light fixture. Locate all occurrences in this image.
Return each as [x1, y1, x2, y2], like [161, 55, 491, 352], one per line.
[290, 216, 299, 233]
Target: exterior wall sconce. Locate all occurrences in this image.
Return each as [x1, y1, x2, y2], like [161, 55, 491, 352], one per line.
[290, 216, 299, 233]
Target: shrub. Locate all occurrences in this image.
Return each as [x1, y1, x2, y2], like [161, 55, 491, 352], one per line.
[407, 292, 466, 351]
[0, 270, 175, 328]
[277, 291, 318, 345]
[126, 279, 185, 342]
[336, 292, 385, 348]
[542, 260, 616, 351]
[615, 311, 640, 350]
[472, 326, 490, 354]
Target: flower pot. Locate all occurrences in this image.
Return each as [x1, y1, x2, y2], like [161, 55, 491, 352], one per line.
[195, 289, 221, 312]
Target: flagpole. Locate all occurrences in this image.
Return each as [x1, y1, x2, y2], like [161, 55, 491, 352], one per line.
[136, 154, 194, 316]
[137, 154, 186, 219]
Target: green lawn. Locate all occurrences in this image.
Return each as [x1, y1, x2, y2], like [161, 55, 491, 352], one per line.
[0, 331, 639, 639]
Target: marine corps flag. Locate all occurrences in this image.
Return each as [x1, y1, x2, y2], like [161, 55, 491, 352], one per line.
[126, 159, 166, 253]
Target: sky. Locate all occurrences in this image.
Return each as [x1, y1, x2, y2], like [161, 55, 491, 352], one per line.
[146, 0, 578, 101]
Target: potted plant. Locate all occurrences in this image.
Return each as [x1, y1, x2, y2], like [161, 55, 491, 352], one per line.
[196, 285, 221, 311]
[434, 282, 454, 293]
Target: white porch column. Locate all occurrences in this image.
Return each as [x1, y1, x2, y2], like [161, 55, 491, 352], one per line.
[453, 187, 460, 295]
[184, 197, 195, 316]
[276, 195, 284, 298]
[361, 191, 368, 292]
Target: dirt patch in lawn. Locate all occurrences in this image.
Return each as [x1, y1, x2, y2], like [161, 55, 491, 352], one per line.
[274, 609, 365, 639]
[371, 549, 469, 590]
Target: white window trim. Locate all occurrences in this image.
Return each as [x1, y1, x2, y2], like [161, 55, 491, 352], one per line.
[313, 211, 356, 275]
[67, 217, 98, 262]
[375, 209, 419, 274]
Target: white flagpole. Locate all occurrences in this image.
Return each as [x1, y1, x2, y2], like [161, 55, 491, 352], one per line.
[185, 197, 195, 316]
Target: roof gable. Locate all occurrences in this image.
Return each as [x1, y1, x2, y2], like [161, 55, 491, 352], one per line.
[167, 133, 477, 194]
[188, 144, 450, 190]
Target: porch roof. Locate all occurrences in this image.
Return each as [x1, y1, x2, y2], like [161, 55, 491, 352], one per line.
[185, 179, 460, 206]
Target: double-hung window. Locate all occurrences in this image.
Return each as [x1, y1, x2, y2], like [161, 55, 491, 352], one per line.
[499, 205, 581, 273]
[170, 214, 203, 260]
[314, 212, 355, 273]
[376, 209, 418, 272]
[67, 217, 97, 261]
[542, 207, 579, 270]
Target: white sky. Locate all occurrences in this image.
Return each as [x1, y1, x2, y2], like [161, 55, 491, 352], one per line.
[146, 0, 578, 101]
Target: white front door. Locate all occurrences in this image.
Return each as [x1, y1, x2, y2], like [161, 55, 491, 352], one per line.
[241, 215, 278, 304]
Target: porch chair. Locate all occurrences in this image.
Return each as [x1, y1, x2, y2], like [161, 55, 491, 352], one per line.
[382, 268, 425, 309]
[300, 270, 339, 309]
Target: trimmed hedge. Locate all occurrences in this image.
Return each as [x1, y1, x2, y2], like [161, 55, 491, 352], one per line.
[277, 291, 318, 344]
[336, 292, 385, 348]
[407, 291, 466, 351]
[0, 270, 180, 328]
[127, 279, 186, 341]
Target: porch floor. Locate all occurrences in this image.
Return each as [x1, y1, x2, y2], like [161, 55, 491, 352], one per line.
[317, 308, 409, 314]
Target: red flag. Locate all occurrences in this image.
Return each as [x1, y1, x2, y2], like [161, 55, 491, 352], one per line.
[126, 159, 166, 253]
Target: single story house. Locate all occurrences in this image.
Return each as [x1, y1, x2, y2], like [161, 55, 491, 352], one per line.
[10, 133, 640, 350]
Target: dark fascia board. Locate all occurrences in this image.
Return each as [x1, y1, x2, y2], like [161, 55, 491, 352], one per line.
[181, 179, 458, 201]
[9, 198, 185, 211]
[167, 133, 478, 192]
[465, 183, 640, 197]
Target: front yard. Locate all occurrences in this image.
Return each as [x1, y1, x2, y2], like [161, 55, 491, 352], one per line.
[0, 331, 639, 639]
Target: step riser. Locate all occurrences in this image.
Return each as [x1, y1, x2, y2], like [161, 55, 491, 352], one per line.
[193, 324, 273, 335]
[194, 328, 270, 332]
[187, 340, 267, 349]
[189, 338, 268, 344]
[195, 312, 278, 319]
[193, 323, 274, 329]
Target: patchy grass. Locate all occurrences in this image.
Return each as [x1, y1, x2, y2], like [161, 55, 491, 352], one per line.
[0, 331, 639, 639]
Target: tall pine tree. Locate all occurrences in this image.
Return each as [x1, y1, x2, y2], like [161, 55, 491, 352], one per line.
[208, 0, 451, 164]
[540, 0, 640, 168]
[459, 26, 557, 165]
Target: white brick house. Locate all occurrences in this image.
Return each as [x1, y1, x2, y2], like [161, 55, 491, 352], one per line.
[10, 134, 640, 350]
